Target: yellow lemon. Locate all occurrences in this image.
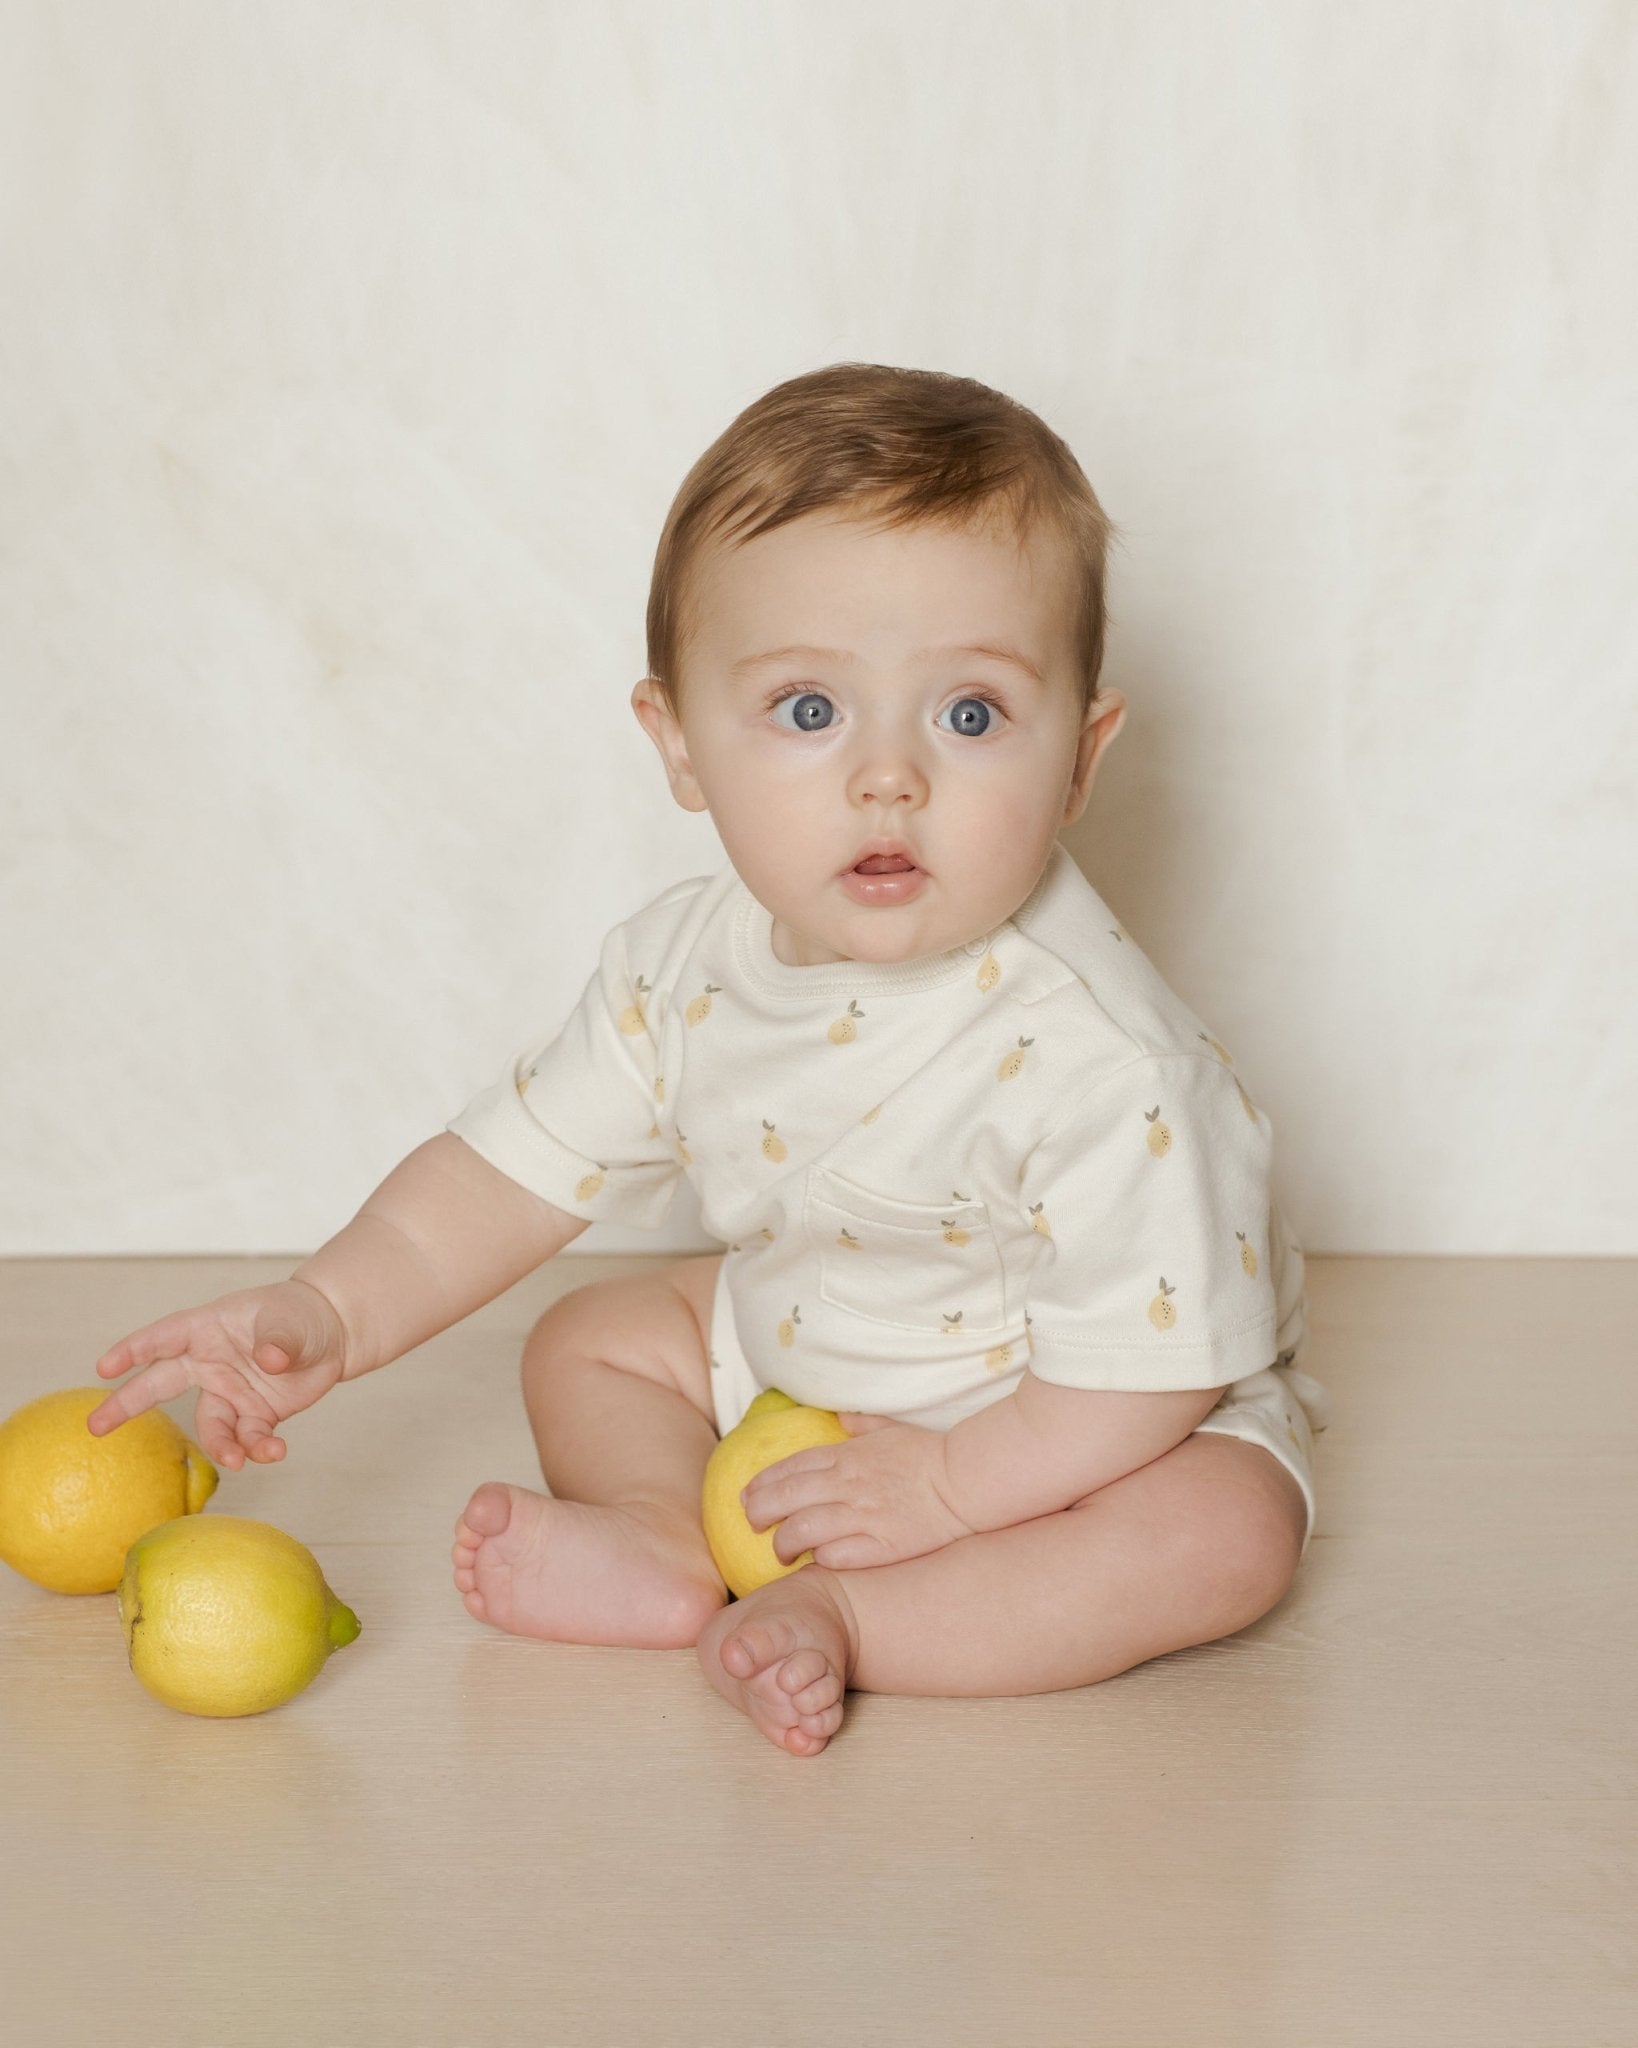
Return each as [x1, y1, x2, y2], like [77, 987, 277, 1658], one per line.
[0, 1387, 217, 1595]
[701, 1388, 851, 1599]
[118, 1514, 361, 1718]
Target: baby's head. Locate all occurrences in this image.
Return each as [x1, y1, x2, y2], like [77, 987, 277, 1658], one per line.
[631, 363, 1127, 970]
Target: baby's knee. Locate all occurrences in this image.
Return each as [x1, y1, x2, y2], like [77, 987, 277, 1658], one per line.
[1174, 1437, 1305, 1628]
[517, 1278, 621, 1388]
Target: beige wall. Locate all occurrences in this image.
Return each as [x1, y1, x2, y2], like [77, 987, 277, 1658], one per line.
[3, 1, 1633, 1256]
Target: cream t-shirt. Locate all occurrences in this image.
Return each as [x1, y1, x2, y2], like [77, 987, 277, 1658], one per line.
[446, 844, 1309, 1431]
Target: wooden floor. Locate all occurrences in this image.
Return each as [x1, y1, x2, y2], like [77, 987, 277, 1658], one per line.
[1, 1253, 1632, 2047]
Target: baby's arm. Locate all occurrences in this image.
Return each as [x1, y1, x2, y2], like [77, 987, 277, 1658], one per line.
[292, 1131, 589, 1379]
[940, 1372, 1226, 1533]
[89, 1133, 587, 1464]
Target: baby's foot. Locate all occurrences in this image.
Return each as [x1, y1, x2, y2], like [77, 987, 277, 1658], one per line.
[695, 1566, 861, 1757]
[452, 1482, 726, 1650]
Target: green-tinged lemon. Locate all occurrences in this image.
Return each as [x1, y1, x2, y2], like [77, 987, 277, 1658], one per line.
[0, 1387, 217, 1595]
[701, 1388, 851, 1599]
[117, 1514, 360, 1717]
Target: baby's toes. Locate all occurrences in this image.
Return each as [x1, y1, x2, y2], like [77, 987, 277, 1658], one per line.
[776, 1647, 832, 1698]
[787, 1704, 842, 1755]
[451, 1524, 484, 1598]
[789, 1664, 843, 1716]
[721, 1616, 797, 1679]
[778, 1654, 839, 1703]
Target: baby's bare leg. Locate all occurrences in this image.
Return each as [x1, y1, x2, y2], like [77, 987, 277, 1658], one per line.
[696, 1432, 1306, 1748]
[816, 1431, 1307, 1696]
[452, 1256, 729, 1650]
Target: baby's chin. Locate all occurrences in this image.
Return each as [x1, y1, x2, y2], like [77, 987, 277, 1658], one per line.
[772, 884, 1013, 970]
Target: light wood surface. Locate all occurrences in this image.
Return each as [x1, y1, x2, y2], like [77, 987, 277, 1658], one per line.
[2, 1254, 1633, 2047]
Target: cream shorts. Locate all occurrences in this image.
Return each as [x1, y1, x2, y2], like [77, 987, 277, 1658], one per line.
[706, 1258, 1332, 1556]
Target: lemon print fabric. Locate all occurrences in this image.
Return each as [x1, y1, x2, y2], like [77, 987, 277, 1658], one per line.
[118, 1515, 360, 1717]
[617, 977, 652, 1034]
[1016, 1048, 1279, 1386]
[700, 1390, 851, 1599]
[0, 1387, 217, 1595]
[443, 848, 1298, 1406]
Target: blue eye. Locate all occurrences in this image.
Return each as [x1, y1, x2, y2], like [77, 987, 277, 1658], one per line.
[942, 695, 1000, 737]
[765, 686, 1005, 736]
[771, 689, 836, 732]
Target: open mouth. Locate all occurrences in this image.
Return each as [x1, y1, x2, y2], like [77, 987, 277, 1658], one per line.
[841, 859, 927, 903]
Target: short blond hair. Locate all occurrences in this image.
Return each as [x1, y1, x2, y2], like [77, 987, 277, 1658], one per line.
[645, 362, 1121, 718]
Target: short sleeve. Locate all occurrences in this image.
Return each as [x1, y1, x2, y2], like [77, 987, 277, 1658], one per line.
[445, 919, 682, 1230]
[1019, 1052, 1279, 1392]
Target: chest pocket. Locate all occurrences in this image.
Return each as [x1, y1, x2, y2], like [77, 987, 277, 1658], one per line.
[804, 1166, 1009, 1336]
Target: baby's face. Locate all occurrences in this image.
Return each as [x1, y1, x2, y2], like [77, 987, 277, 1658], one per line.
[632, 508, 1126, 968]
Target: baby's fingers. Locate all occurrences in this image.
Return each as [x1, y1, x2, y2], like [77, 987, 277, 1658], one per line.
[86, 1357, 193, 1436]
[237, 1412, 288, 1463]
[93, 1312, 198, 1381]
[194, 1392, 286, 1470]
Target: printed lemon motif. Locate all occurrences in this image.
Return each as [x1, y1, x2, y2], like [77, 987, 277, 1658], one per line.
[861, 1103, 883, 1125]
[836, 1228, 861, 1252]
[515, 1065, 535, 1098]
[1027, 1202, 1052, 1238]
[941, 1218, 971, 1246]
[984, 1343, 1014, 1374]
[1145, 1106, 1172, 1157]
[776, 1305, 801, 1346]
[1148, 1278, 1177, 1331]
[574, 1164, 607, 1201]
[827, 1000, 865, 1044]
[684, 983, 721, 1026]
[1237, 1231, 1259, 1277]
[676, 1129, 693, 1166]
[1199, 1031, 1233, 1064]
[1234, 1078, 1259, 1123]
[941, 1311, 965, 1335]
[760, 1120, 787, 1163]
[976, 951, 1001, 992]
[996, 1035, 1034, 1081]
[647, 1121, 661, 1139]
[654, 1076, 665, 1104]
[617, 977, 652, 1034]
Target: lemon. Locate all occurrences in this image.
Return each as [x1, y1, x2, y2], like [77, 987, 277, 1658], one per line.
[117, 1513, 361, 1717]
[0, 1387, 217, 1595]
[701, 1388, 851, 1599]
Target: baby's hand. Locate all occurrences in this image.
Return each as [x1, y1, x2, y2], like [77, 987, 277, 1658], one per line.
[741, 1411, 975, 1570]
[86, 1279, 350, 1471]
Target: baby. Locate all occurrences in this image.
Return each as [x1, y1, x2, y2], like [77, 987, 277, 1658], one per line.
[88, 362, 1331, 1758]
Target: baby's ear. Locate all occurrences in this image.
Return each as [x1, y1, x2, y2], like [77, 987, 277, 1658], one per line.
[630, 681, 709, 812]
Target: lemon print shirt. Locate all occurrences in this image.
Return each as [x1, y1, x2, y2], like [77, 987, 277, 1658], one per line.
[446, 844, 1308, 1431]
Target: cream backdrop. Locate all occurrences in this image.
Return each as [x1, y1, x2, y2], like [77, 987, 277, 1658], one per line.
[3, 2, 1634, 1258]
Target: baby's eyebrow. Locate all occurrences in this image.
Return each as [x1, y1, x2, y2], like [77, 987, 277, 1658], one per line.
[730, 643, 1045, 684]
